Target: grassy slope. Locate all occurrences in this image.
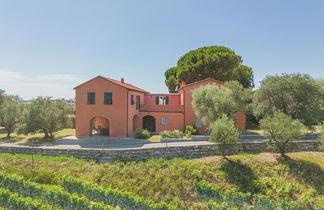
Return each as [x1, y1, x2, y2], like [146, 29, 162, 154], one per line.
[0, 128, 75, 143]
[0, 152, 323, 209]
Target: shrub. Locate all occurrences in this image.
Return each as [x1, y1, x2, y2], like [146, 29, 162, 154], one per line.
[194, 181, 250, 207]
[133, 128, 151, 139]
[184, 125, 198, 137]
[260, 111, 304, 157]
[209, 115, 239, 158]
[207, 200, 235, 210]
[0, 172, 113, 210]
[252, 194, 276, 210]
[60, 175, 177, 210]
[160, 130, 184, 138]
[0, 187, 53, 210]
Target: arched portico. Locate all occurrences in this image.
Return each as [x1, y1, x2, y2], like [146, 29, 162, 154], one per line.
[142, 115, 156, 132]
[89, 116, 110, 136]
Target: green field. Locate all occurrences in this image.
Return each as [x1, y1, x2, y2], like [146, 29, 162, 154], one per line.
[0, 152, 323, 209]
[0, 127, 75, 143]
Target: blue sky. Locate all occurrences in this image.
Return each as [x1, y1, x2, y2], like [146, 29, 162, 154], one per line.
[0, 0, 323, 100]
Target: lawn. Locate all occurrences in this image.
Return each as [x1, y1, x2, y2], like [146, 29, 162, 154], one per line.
[0, 152, 322, 209]
[0, 127, 75, 143]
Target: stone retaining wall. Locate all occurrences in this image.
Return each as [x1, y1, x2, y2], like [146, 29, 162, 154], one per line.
[0, 140, 320, 163]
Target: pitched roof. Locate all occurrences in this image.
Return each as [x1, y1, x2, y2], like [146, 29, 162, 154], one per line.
[74, 76, 148, 93]
[177, 78, 224, 91]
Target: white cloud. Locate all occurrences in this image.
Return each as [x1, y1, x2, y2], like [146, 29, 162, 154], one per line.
[0, 69, 82, 100]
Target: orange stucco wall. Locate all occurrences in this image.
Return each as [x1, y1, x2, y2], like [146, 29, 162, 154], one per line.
[75, 77, 128, 137]
[75, 77, 246, 137]
[139, 112, 184, 132]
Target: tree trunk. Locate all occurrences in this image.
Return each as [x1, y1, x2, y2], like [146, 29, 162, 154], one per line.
[49, 131, 54, 139]
[44, 131, 49, 139]
[6, 131, 11, 139]
[278, 145, 286, 158]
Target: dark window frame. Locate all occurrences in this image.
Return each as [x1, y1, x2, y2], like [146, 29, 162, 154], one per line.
[136, 95, 140, 110]
[131, 95, 135, 105]
[104, 92, 113, 105]
[87, 92, 95, 105]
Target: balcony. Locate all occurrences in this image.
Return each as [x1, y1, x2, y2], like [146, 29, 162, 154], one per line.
[140, 104, 184, 112]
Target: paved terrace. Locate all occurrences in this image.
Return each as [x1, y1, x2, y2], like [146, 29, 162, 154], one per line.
[0, 133, 318, 150]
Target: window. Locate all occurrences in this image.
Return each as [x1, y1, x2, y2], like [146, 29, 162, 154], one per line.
[136, 96, 140, 110]
[87, 92, 95, 105]
[195, 118, 202, 128]
[104, 92, 112, 105]
[155, 96, 169, 105]
[131, 95, 135, 105]
[161, 117, 168, 125]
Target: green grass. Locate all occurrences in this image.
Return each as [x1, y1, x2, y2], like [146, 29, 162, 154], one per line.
[148, 135, 161, 141]
[0, 152, 323, 209]
[0, 127, 75, 143]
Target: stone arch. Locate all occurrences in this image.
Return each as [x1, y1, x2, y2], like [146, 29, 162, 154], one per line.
[142, 115, 156, 132]
[89, 116, 110, 136]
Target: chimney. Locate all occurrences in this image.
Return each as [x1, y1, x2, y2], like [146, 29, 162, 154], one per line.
[121, 78, 124, 83]
[180, 81, 186, 88]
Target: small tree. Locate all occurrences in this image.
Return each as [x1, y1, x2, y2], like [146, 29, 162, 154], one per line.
[260, 111, 304, 157]
[0, 95, 23, 139]
[18, 97, 70, 139]
[209, 115, 239, 158]
[192, 85, 238, 128]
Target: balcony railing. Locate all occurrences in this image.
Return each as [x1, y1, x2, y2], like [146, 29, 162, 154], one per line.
[140, 104, 184, 112]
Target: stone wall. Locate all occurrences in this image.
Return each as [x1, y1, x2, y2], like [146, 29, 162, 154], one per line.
[0, 140, 320, 163]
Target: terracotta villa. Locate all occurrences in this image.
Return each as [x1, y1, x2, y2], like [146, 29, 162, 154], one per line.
[74, 76, 246, 137]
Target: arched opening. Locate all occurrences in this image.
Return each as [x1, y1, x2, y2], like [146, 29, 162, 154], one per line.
[142, 115, 156, 132]
[133, 115, 139, 132]
[89, 116, 110, 136]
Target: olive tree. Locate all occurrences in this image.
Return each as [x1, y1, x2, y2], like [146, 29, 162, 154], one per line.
[0, 95, 23, 139]
[192, 81, 250, 128]
[209, 115, 239, 158]
[18, 97, 70, 139]
[253, 74, 324, 126]
[260, 111, 304, 157]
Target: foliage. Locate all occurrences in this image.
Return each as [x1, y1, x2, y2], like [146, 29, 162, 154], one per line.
[260, 111, 304, 157]
[192, 85, 238, 127]
[184, 125, 198, 137]
[164, 46, 254, 92]
[160, 130, 184, 138]
[196, 181, 299, 210]
[18, 97, 71, 139]
[165, 74, 178, 93]
[133, 128, 151, 139]
[253, 73, 324, 126]
[0, 95, 23, 139]
[0, 152, 323, 209]
[320, 125, 324, 150]
[209, 116, 239, 157]
[0, 171, 114, 210]
[60, 176, 176, 210]
[0, 187, 54, 210]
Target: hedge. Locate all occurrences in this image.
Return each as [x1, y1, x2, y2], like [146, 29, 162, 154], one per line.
[0, 172, 115, 210]
[60, 175, 177, 210]
[0, 187, 54, 210]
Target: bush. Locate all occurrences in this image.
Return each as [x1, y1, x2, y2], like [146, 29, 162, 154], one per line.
[184, 125, 198, 137]
[207, 200, 235, 210]
[209, 115, 239, 158]
[133, 128, 150, 139]
[0, 172, 113, 210]
[160, 130, 184, 138]
[60, 176, 177, 210]
[0, 187, 53, 210]
[260, 111, 304, 157]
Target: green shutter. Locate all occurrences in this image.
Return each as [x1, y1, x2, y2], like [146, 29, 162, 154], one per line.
[88, 92, 95, 105]
[104, 92, 112, 105]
